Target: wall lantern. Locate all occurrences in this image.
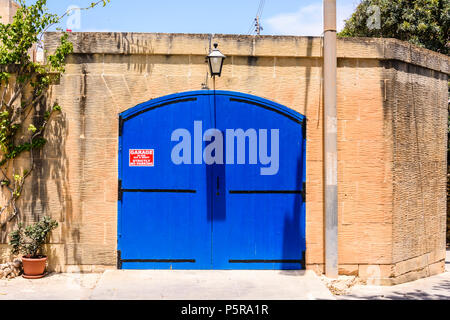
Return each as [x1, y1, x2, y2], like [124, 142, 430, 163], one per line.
[207, 43, 226, 77]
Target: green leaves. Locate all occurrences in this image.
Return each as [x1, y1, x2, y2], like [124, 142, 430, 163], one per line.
[8, 216, 58, 257]
[9, 223, 24, 255]
[46, 33, 73, 74]
[27, 124, 37, 133]
[0, 72, 10, 82]
[339, 0, 450, 55]
[91, 0, 111, 9]
[0, 1, 79, 168]
[0, 0, 110, 224]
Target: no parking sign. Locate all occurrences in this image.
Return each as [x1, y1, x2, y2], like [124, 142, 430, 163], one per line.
[129, 149, 154, 167]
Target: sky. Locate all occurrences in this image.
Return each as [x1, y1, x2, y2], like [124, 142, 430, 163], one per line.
[39, 0, 362, 36]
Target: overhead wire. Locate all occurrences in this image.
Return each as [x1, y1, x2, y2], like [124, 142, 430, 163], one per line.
[257, 0, 266, 18]
[247, 0, 266, 35]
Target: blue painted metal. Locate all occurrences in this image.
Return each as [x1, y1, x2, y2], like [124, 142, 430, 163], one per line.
[118, 91, 306, 270]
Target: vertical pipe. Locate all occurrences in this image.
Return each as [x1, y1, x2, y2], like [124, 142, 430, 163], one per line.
[323, 0, 338, 278]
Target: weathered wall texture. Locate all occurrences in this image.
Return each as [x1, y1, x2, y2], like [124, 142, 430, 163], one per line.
[448, 168, 450, 245]
[0, 33, 448, 284]
[0, 0, 18, 24]
[384, 60, 448, 284]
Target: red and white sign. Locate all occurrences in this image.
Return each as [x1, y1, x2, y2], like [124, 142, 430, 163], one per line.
[129, 149, 154, 167]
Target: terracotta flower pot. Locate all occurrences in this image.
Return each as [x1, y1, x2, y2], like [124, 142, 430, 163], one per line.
[22, 256, 47, 279]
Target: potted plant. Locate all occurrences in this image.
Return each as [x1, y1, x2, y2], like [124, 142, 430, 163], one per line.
[9, 216, 58, 279]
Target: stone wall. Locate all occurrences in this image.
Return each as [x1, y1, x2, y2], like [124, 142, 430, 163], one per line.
[0, 0, 18, 24]
[447, 167, 450, 245]
[383, 60, 448, 284]
[0, 33, 448, 284]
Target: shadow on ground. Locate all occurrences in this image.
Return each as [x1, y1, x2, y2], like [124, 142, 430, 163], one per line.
[341, 278, 450, 300]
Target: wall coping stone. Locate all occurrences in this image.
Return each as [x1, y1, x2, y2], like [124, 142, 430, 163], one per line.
[44, 32, 450, 74]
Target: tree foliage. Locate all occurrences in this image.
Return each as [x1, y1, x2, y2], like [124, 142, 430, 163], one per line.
[339, 0, 450, 55]
[0, 0, 109, 227]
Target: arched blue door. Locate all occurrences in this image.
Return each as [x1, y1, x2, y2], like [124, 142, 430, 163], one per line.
[118, 91, 306, 270]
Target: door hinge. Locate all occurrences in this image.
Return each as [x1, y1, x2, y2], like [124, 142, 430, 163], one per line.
[118, 116, 124, 137]
[117, 250, 122, 269]
[302, 250, 306, 269]
[301, 182, 306, 202]
[118, 179, 123, 201]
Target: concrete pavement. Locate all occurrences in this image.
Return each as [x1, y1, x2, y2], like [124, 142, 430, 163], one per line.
[339, 249, 450, 300]
[0, 272, 101, 300]
[0, 269, 334, 300]
[1, 250, 449, 300]
[90, 270, 334, 300]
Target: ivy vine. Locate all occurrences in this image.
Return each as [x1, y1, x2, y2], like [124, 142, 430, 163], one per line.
[0, 0, 110, 227]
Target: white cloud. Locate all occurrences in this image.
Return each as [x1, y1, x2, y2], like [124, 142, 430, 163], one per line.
[266, 2, 357, 36]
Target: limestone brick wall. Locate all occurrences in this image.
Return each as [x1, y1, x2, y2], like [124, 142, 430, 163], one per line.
[0, 33, 447, 284]
[0, 0, 18, 24]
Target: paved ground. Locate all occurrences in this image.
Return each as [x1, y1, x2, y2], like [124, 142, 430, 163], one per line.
[0, 270, 334, 300]
[0, 272, 101, 300]
[339, 249, 450, 300]
[1, 250, 449, 300]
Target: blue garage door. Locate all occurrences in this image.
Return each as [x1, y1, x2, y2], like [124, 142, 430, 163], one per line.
[118, 91, 306, 270]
